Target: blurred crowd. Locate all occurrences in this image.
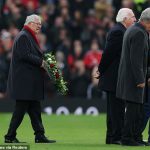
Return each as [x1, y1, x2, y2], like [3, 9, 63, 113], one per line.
[0, 0, 150, 99]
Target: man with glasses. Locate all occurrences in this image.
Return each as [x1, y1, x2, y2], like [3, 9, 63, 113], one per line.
[4, 14, 56, 143]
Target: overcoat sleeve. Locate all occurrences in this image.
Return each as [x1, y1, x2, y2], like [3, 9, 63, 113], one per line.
[98, 30, 124, 74]
[130, 31, 145, 85]
[17, 35, 43, 66]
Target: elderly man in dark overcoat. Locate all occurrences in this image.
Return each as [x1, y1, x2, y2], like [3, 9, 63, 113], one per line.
[96, 8, 136, 144]
[4, 14, 56, 143]
[116, 8, 150, 146]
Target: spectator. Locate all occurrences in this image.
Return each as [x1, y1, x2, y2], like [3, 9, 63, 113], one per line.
[84, 40, 102, 70]
[1, 0, 147, 99]
[69, 60, 90, 97]
[67, 40, 84, 70]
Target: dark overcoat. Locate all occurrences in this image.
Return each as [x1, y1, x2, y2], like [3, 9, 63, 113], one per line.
[7, 28, 44, 100]
[98, 23, 126, 92]
[116, 23, 149, 104]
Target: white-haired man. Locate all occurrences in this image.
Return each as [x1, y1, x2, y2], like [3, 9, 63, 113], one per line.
[4, 14, 56, 143]
[96, 8, 136, 144]
[116, 8, 150, 146]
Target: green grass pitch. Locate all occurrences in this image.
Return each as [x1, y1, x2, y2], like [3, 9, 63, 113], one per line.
[0, 114, 149, 150]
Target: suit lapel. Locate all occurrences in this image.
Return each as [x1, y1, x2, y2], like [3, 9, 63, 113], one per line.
[27, 32, 43, 55]
[117, 23, 126, 32]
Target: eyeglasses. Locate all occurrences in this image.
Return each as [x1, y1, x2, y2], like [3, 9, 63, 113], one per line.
[31, 22, 41, 26]
[127, 16, 136, 20]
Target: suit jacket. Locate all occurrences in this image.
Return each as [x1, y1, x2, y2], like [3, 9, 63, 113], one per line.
[98, 23, 126, 92]
[7, 28, 44, 100]
[116, 22, 149, 104]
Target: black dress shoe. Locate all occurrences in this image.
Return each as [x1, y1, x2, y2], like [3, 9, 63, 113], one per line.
[5, 138, 20, 143]
[106, 136, 112, 144]
[35, 135, 56, 143]
[111, 140, 121, 145]
[106, 139, 112, 144]
[121, 139, 144, 146]
[137, 141, 150, 146]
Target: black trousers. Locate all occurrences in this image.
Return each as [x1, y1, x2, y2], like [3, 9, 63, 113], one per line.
[122, 101, 144, 142]
[106, 92, 125, 142]
[140, 92, 150, 142]
[5, 100, 45, 140]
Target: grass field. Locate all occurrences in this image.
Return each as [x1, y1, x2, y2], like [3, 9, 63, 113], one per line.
[0, 114, 149, 150]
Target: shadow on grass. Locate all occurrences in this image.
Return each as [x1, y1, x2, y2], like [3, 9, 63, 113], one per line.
[56, 143, 120, 148]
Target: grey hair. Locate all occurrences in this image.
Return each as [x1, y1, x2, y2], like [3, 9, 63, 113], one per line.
[139, 8, 150, 22]
[24, 14, 41, 25]
[116, 8, 133, 23]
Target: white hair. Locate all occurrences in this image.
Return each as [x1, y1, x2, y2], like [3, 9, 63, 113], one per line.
[139, 8, 150, 22]
[24, 14, 41, 25]
[116, 8, 133, 23]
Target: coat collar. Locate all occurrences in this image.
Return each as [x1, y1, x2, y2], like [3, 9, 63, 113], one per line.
[135, 22, 147, 32]
[23, 25, 40, 48]
[22, 25, 42, 54]
[117, 22, 126, 31]
[135, 22, 150, 50]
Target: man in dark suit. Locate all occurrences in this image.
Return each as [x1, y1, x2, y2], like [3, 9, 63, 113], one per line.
[116, 8, 150, 146]
[96, 8, 136, 144]
[4, 14, 56, 143]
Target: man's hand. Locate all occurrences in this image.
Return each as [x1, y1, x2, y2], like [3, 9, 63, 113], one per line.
[94, 69, 100, 79]
[0, 92, 5, 98]
[147, 78, 150, 87]
[137, 83, 145, 88]
[41, 60, 45, 68]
